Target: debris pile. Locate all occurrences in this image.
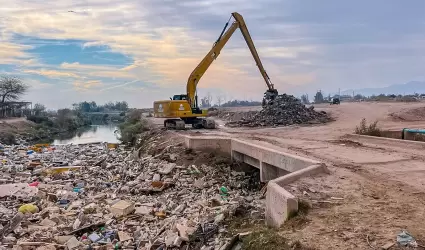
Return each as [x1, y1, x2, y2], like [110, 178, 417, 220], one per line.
[0, 141, 263, 249]
[225, 94, 331, 127]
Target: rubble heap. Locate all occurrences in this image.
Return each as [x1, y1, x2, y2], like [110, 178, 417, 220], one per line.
[226, 94, 331, 127]
[0, 142, 263, 249]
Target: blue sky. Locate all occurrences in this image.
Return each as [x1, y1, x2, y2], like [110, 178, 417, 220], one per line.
[1, 0, 425, 108]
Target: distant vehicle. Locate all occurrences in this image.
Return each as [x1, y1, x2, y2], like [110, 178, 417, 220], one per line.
[330, 98, 340, 105]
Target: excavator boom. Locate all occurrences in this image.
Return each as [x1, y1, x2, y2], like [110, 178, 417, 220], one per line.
[153, 12, 278, 130]
[186, 12, 277, 108]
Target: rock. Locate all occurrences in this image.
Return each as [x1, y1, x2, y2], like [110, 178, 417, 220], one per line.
[193, 179, 205, 189]
[165, 232, 178, 246]
[245, 196, 254, 202]
[66, 236, 81, 250]
[173, 203, 186, 214]
[118, 231, 132, 242]
[39, 218, 56, 227]
[153, 174, 161, 182]
[54, 235, 73, 244]
[169, 153, 178, 162]
[214, 213, 225, 224]
[135, 206, 151, 215]
[110, 200, 135, 217]
[173, 236, 183, 247]
[83, 202, 97, 214]
[381, 242, 395, 250]
[158, 163, 176, 175]
[176, 224, 195, 242]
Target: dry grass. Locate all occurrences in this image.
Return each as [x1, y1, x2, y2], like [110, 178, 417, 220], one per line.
[241, 228, 316, 250]
[354, 118, 382, 136]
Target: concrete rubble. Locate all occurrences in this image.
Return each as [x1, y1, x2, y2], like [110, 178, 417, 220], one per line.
[0, 141, 263, 249]
[224, 93, 331, 127]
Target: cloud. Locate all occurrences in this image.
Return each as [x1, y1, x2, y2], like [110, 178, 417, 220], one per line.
[100, 79, 139, 91]
[82, 41, 107, 48]
[73, 80, 103, 91]
[23, 69, 81, 79]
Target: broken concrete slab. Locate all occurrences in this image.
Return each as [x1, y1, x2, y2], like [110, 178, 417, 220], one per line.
[66, 236, 81, 250]
[110, 200, 135, 217]
[0, 183, 38, 198]
[118, 231, 132, 242]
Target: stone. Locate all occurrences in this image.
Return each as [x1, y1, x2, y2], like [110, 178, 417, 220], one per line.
[176, 224, 195, 242]
[83, 203, 97, 214]
[153, 174, 161, 182]
[214, 213, 225, 224]
[39, 218, 56, 227]
[173, 236, 183, 247]
[118, 231, 132, 242]
[66, 236, 81, 250]
[165, 232, 178, 246]
[135, 206, 151, 215]
[158, 163, 176, 175]
[173, 203, 186, 214]
[110, 200, 135, 217]
[381, 242, 395, 250]
[54, 235, 73, 244]
[245, 196, 254, 202]
[193, 179, 205, 189]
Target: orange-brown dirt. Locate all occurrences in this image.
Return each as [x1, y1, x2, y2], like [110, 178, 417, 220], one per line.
[151, 102, 425, 249]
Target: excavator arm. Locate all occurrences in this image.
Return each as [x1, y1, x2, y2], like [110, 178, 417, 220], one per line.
[186, 12, 278, 108]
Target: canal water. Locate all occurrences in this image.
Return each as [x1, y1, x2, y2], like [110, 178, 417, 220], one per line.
[53, 124, 120, 145]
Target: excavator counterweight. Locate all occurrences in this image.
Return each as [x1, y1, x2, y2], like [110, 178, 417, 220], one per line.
[153, 12, 278, 129]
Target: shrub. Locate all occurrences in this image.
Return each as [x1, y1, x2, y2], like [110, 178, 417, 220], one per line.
[355, 118, 381, 136]
[0, 132, 16, 145]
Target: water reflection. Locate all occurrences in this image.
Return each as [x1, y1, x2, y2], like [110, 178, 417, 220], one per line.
[53, 124, 119, 145]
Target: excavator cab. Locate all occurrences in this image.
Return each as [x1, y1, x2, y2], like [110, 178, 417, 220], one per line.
[172, 95, 188, 101]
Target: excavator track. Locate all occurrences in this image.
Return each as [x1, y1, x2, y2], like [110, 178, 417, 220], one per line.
[164, 119, 186, 130]
[164, 118, 216, 130]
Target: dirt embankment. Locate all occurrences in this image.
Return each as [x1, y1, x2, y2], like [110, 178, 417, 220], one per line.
[0, 118, 34, 144]
[390, 106, 425, 121]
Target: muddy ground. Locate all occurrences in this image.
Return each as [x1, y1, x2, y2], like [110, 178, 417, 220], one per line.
[151, 101, 425, 249]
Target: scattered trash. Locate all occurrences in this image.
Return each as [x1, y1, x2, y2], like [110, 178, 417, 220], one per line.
[397, 230, 418, 247]
[0, 141, 262, 249]
[18, 204, 39, 214]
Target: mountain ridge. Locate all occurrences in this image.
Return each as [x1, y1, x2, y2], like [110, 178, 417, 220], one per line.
[341, 81, 425, 96]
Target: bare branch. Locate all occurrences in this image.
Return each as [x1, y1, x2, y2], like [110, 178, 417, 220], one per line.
[0, 76, 29, 103]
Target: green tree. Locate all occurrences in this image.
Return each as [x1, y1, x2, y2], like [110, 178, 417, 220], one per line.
[300, 94, 309, 104]
[33, 103, 46, 116]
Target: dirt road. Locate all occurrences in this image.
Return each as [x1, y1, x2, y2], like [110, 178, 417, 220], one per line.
[154, 102, 425, 249]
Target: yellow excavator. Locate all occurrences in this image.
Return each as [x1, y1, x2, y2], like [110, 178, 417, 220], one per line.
[153, 12, 278, 129]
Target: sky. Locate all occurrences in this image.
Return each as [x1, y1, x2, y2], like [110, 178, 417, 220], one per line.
[1, 0, 425, 108]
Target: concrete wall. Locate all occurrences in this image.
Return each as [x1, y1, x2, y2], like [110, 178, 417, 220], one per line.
[184, 135, 328, 228]
[184, 136, 231, 155]
[345, 134, 425, 150]
[185, 136, 319, 182]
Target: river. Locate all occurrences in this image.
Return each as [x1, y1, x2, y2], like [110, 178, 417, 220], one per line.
[53, 124, 120, 145]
